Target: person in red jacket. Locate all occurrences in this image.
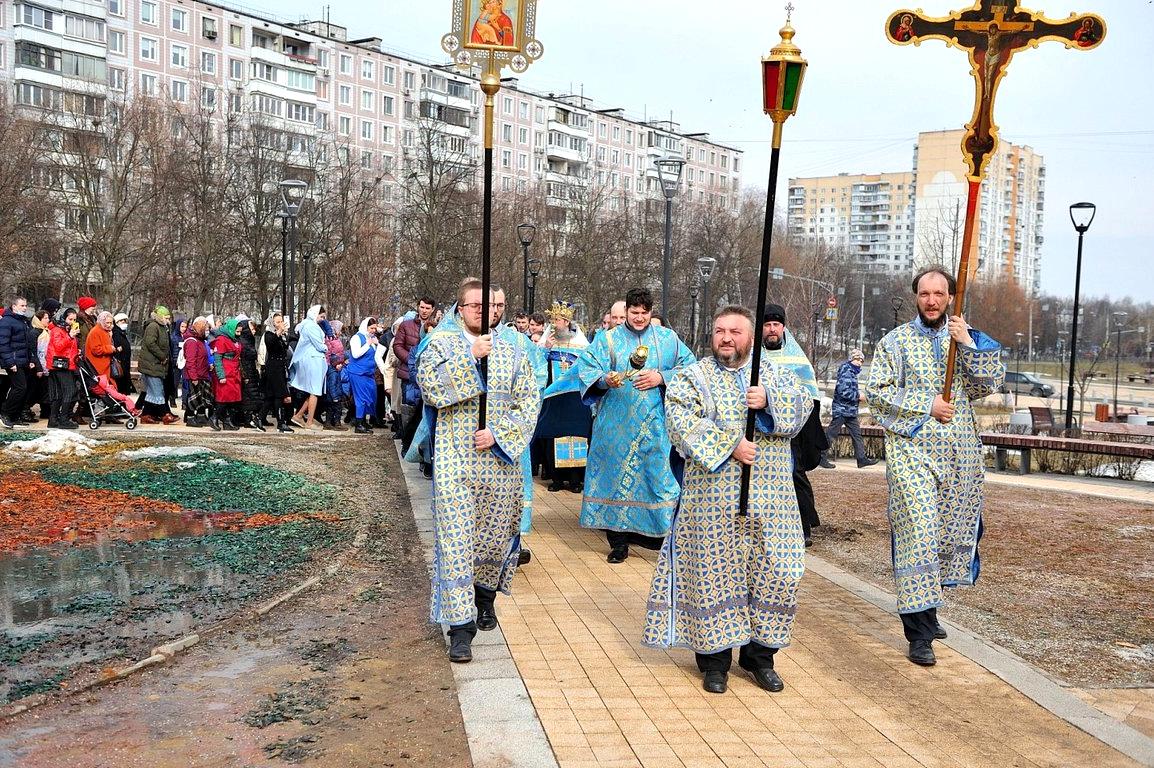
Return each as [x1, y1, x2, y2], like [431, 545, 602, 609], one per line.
[45, 308, 80, 429]
[182, 317, 212, 427]
[210, 318, 243, 431]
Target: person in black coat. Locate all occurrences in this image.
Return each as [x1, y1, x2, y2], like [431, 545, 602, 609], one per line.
[0, 297, 36, 428]
[111, 313, 135, 395]
[260, 313, 293, 432]
[237, 317, 264, 430]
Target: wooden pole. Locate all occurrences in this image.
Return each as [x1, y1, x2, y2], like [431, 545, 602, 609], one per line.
[941, 178, 980, 402]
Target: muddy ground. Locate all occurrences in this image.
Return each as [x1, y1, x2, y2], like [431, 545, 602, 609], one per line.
[0, 435, 471, 768]
[808, 469, 1154, 688]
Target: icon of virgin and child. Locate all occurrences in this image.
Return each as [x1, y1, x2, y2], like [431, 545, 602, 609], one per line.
[470, 0, 516, 47]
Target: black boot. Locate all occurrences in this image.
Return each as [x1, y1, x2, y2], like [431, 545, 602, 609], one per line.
[354, 418, 369, 434]
[209, 416, 222, 432]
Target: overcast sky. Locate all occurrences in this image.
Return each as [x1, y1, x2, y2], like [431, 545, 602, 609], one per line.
[265, 0, 1153, 302]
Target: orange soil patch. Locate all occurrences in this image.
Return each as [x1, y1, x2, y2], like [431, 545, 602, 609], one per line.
[0, 472, 185, 552]
[211, 511, 342, 530]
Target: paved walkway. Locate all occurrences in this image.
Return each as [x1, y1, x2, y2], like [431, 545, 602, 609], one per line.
[399, 443, 1154, 767]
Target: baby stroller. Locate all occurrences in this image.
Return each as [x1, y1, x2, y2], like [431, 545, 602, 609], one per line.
[76, 358, 139, 430]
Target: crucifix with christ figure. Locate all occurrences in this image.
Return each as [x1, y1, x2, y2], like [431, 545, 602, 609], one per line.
[885, 0, 1105, 400]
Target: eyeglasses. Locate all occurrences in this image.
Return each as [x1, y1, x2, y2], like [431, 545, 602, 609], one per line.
[460, 303, 506, 310]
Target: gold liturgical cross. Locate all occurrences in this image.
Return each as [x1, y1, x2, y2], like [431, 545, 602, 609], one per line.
[887, 1, 1105, 180]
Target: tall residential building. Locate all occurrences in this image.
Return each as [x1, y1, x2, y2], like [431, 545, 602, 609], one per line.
[0, 1, 742, 212]
[786, 172, 916, 273]
[912, 129, 1045, 295]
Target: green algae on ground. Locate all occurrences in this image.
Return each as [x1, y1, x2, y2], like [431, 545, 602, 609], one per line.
[190, 521, 350, 575]
[39, 456, 337, 515]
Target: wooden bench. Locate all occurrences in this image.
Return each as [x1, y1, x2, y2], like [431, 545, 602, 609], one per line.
[1027, 406, 1058, 436]
[1126, 371, 1154, 384]
[1083, 421, 1154, 439]
[832, 424, 1154, 475]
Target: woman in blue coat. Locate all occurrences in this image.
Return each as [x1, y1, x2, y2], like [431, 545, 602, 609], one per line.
[289, 305, 329, 429]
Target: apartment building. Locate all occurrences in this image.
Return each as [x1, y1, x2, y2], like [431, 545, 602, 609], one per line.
[786, 171, 916, 273]
[911, 129, 1045, 295]
[786, 129, 1045, 292]
[0, 0, 741, 213]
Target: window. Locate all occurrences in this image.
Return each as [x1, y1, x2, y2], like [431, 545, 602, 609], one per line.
[339, 54, 352, 74]
[62, 50, 106, 81]
[404, 100, 416, 119]
[109, 30, 126, 54]
[252, 94, 283, 116]
[361, 150, 373, 169]
[382, 95, 394, 115]
[381, 125, 392, 143]
[519, 101, 529, 119]
[108, 0, 123, 15]
[21, 5, 55, 30]
[141, 1, 156, 24]
[360, 120, 373, 140]
[253, 62, 275, 82]
[109, 67, 126, 90]
[448, 80, 469, 99]
[171, 44, 188, 68]
[626, 129, 633, 144]
[518, 152, 527, 170]
[339, 116, 351, 135]
[171, 8, 187, 32]
[139, 37, 158, 61]
[338, 85, 351, 105]
[361, 90, 374, 110]
[202, 17, 218, 39]
[381, 64, 394, 85]
[598, 122, 606, 138]
[519, 127, 528, 144]
[229, 58, 242, 79]
[229, 24, 242, 46]
[170, 79, 187, 102]
[361, 59, 373, 79]
[229, 92, 242, 113]
[285, 70, 314, 91]
[535, 106, 544, 123]
[65, 14, 105, 42]
[18, 43, 61, 72]
[140, 73, 157, 96]
[201, 51, 216, 74]
[503, 96, 513, 114]
[287, 102, 314, 123]
[201, 86, 216, 108]
[502, 123, 512, 142]
[613, 125, 620, 140]
[403, 71, 415, 90]
[501, 149, 511, 168]
[318, 50, 329, 68]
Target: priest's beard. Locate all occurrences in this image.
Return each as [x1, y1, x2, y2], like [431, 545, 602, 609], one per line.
[714, 338, 753, 368]
[918, 309, 948, 329]
[763, 337, 783, 351]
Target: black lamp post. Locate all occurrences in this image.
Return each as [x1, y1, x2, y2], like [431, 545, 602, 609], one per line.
[1014, 332, 1024, 407]
[689, 281, 699, 353]
[526, 257, 541, 314]
[655, 157, 685, 322]
[1112, 311, 1128, 419]
[517, 223, 537, 312]
[1065, 201, 1096, 432]
[278, 179, 308, 321]
[891, 295, 904, 327]
[276, 211, 289, 315]
[696, 255, 716, 352]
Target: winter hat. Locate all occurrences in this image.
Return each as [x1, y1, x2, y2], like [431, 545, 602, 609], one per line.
[114, 313, 129, 323]
[850, 348, 865, 362]
[154, 305, 171, 319]
[763, 304, 787, 324]
[77, 296, 97, 312]
[39, 298, 61, 316]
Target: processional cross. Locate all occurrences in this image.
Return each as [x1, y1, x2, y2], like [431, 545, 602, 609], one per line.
[885, 0, 1105, 399]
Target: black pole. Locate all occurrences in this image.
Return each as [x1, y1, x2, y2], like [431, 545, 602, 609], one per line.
[521, 242, 530, 313]
[288, 215, 297, 323]
[528, 278, 536, 314]
[1064, 231, 1084, 433]
[662, 197, 672, 322]
[739, 144, 782, 516]
[280, 214, 288, 314]
[689, 287, 698, 355]
[1114, 326, 1121, 419]
[478, 143, 493, 428]
[700, 278, 711, 353]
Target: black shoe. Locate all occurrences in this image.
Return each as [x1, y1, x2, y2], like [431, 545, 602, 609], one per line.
[818, 458, 836, 469]
[260, 417, 273, 427]
[908, 640, 936, 666]
[858, 458, 879, 468]
[748, 667, 784, 693]
[569, 482, 583, 494]
[288, 418, 303, 428]
[476, 607, 498, 632]
[58, 420, 78, 430]
[420, 461, 433, 479]
[1, 417, 13, 430]
[249, 418, 266, 432]
[607, 545, 629, 564]
[354, 419, 369, 434]
[548, 480, 563, 492]
[518, 548, 532, 566]
[222, 421, 239, 431]
[702, 671, 728, 694]
[448, 634, 473, 663]
[804, 535, 813, 548]
[277, 421, 294, 433]
[209, 418, 222, 432]
[933, 624, 948, 640]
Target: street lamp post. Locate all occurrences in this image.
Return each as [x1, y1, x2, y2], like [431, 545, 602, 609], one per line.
[517, 223, 537, 312]
[1112, 312, 1128, 419]
[1065, 202, 1096, 432]
[696, 256, 716, 352]
[689, 281, 699, 354]
[1014, 332, 1025, 408]
[278, 179, 308, 321]
[891, 296, 904, 327]
[526, 258, 541, 314]
[276, 211, 289, 315]
[655, 157, 685, 324]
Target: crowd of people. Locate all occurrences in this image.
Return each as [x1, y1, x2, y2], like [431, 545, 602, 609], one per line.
[1, 266, 1004, 695]
[407, 267, 1004, 694]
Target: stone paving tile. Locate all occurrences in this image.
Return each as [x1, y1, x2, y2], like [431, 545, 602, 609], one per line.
[505, 481, 1143, 768]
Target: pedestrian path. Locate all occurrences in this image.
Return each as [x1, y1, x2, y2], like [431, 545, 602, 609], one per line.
[490, 483, 1148, 768]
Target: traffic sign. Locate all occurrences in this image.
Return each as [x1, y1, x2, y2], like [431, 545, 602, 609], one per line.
[827, 296, 837, 308]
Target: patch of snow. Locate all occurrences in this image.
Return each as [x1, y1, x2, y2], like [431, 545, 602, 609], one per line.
[1118, 525, 1154, 538]
[4, 432, 99, 459]
[175, 461, 199, 470]
[1112, 643, 1154, 664]
[1087, 460, 1154, 482]
[118, 446, 213, 460]
[209, 458, 228, 465]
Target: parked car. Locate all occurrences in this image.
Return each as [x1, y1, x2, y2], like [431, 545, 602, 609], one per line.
[1000, 371, 1054, 398]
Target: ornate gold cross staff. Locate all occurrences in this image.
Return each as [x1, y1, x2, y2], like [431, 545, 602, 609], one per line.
[886, 0, 1105, 401]
[442, 0, 543, 427]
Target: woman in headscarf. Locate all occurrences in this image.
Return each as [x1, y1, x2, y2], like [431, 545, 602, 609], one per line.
[259, 312, 294, 432]
[112, 313, 135, 396]
[288, 304, 328, 429]
[209, 318, 243, 431]
[347, 316, 387, 434]
[167, 315, 186, 408]
[84, 311, 118, 380]
[236, 316, 265, 430]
